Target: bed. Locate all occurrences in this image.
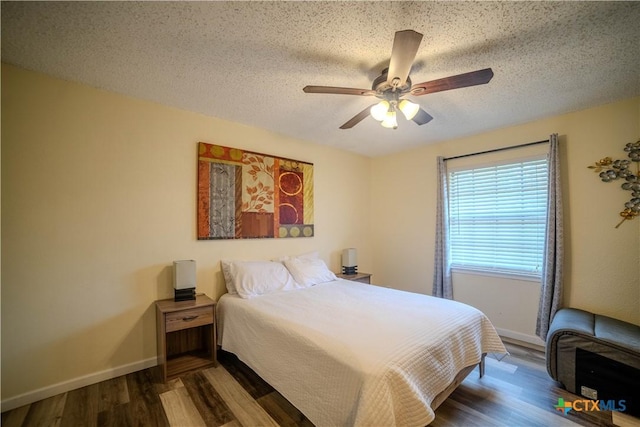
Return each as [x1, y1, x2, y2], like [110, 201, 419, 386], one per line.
[217, 257, 507, 426]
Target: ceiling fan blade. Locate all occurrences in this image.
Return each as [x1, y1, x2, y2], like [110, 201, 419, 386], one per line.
[412, 108, 433, 126]
[303, 86, 375, 96]
[387, 30, 423, 88]
[410, 68, 494, 96]
[339, 105, 375, 129]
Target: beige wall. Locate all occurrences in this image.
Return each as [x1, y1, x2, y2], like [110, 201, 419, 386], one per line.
[371, 97, 640, 343]
[1, 64, 372, 403]
[2, 63, 639, 407]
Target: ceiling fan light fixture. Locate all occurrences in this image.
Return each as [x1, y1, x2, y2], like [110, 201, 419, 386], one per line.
[398, 99, 420, 120]
[303, 29, 494, 130]
[381, 111, 398, 129]
[370, 100, 390, 121]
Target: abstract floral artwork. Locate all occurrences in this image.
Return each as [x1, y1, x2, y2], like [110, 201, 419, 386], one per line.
[197, 142, 314, 239]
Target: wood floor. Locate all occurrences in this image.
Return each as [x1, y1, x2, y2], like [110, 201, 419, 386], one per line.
[2, 342, 638, 427]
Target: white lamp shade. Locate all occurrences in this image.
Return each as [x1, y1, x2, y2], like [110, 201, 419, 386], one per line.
[381, 111, 398, 129]
[342, 248, 357, 267]
[398, 99, 420, 120]
[370, 101, 389, 121]
[173, 260, 196, 290]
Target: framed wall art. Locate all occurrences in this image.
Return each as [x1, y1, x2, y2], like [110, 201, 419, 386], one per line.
[197, 142, 314, 239]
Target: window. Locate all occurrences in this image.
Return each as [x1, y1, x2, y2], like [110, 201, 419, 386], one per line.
[448, 156, 548, 278]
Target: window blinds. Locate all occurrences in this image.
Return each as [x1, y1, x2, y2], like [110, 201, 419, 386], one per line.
[448, 156, 548, 277]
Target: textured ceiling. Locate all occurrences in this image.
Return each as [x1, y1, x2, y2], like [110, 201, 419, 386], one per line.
[2, 1, 639, 157]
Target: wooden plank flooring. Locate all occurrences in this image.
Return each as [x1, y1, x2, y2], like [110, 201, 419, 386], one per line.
[2, 342, 637, 426]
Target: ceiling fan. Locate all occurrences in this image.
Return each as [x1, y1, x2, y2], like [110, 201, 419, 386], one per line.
[303, 29, 494, 130]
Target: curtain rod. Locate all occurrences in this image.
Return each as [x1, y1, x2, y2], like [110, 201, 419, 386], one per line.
[443, 139, 550, 161]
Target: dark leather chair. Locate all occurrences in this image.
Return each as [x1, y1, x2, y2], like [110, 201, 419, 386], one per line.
[546, 308, 640, 416]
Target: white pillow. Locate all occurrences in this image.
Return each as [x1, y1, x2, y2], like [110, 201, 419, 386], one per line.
[227, 260, 300, 299]
[274, 250, 319, 263]
[220, 259, 238, 294]
[283, 256, 337, 287]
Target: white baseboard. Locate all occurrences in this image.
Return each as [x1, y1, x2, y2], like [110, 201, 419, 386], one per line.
[1, 356, 158, 412]
[496, 327, 546, 351]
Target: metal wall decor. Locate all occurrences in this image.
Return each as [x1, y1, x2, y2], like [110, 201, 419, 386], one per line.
[588, 139, 640, 228]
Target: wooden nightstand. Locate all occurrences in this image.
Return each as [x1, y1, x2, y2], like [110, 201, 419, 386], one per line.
[336, 272, 372, 284]
[155, 294, 217, 382]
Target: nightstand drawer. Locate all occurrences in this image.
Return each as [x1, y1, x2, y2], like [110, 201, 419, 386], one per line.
[165, 306, 213, 332]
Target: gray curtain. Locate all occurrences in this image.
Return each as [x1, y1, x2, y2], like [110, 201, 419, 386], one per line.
[536, 134, 564, 340]
[432, 156, 453, 299]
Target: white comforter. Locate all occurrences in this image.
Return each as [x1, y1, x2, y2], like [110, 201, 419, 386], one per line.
[217, 279, 506, 426]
